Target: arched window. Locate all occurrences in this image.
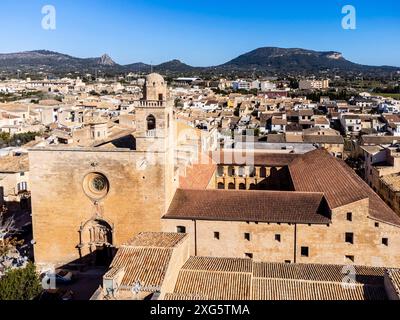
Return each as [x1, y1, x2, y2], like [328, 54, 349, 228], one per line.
[228, 183, 235, 190]
[217, 166, 224, 177]
[218, 182, 225, 190]
[249, 166, 255, 177]
[228, 166, 235, 176]
[249, 183, 256, 190]
[239, 183, 246, 190]
[147, 114, 156, 131]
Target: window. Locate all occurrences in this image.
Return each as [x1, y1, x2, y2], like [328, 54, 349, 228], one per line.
[375, 222, 380, 228]
[345, 255, 355, 263]
[245, 253, 253, 259]
[249, 166, 255, 177]
[382, 238, 389, 246]
[217, 183, 225, 190]
[301, 247, 309, 257]
[20, 172, 25, 177]
[17, 182, 28, 192]
[146, 114, 156, 131]
[214, 232, 220, 240]
[176, 226, 186, 233]
[345, 233, 354, 244]
[228, 183, 235, 190]
[217, 166, 224, 177]
[284, 260, 291, 264]
[275, 234, 281, 242]
[239, 183, 246, 190]
[244, 233, 251, 241]
[346, 212, 352, 222]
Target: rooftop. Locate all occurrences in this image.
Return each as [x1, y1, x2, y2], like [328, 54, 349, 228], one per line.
[167, 256, 387, 300]
[0, 154, 29, 173]
[164, 189, 330, 224]
[289, 149, 400, 226]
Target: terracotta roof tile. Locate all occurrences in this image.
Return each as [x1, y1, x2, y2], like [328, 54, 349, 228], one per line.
[289, 149, 400, 226]
[164, 189, 330, 224]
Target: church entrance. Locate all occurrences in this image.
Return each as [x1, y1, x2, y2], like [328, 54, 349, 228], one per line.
[79, 219, 114, 266]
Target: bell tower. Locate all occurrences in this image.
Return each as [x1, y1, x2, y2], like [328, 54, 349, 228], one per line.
[135, 73, 173, 153]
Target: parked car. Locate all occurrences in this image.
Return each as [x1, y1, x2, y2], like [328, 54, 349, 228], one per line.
[40, 269, 74, 285]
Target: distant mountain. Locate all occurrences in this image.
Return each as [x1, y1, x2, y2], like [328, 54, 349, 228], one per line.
[98, 54, 116, 66]
[217, 47, 399, 76]
[154, 59, 199, 73]
[0, 47, 398, 78]
[0, 50, 123, 74]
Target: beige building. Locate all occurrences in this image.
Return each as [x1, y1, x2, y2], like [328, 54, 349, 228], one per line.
[299, 79, 329, 90]
[0, 153, 30, 212]
[163, 149, 400, 268]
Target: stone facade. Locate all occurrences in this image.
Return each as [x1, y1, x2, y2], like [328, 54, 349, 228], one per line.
[162, 199, 400, 268]
[30, 74, 178, 268]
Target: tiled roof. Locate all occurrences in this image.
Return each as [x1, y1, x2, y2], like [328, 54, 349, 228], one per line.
[380, 173, 400, 192]
[182, 256, 253, 273]
[164, 293, 209, 300]
[303, 135, 344, 144]
[173, 270, 251, 300]
[104, 232, 188, 291]
[289, 149, 400, 226]
[253, 262, 384, 285]
[167, 256, 387, 300]
[124, 232, 188, 248]
[386, 269, 400, 299]
[252, 278, 386, 300]
[105, 246, 172, 290]
[179, 155, 216, 190]
[164, 189, 330, 224]
[361, 135, 399, 145]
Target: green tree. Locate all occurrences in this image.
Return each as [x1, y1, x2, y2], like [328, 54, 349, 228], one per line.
[0, 263, 42, 300]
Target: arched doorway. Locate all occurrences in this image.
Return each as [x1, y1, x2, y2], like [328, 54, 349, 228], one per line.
[79, 219, 114, 266]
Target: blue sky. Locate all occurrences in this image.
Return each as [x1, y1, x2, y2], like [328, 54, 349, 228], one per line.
[0, 0, 399, 66]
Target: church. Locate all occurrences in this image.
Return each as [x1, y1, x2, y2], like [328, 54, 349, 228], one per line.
[29, 73, 181, 268]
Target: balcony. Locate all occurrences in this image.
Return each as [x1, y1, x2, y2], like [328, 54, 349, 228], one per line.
[139, 100, 165, 108]
[146, 130, 157, 138]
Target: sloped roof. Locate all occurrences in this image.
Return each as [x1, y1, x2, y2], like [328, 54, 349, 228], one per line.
[164, 189, 330, 224]
[289, 149, 400, 226]
[167, 256, 387, 300]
